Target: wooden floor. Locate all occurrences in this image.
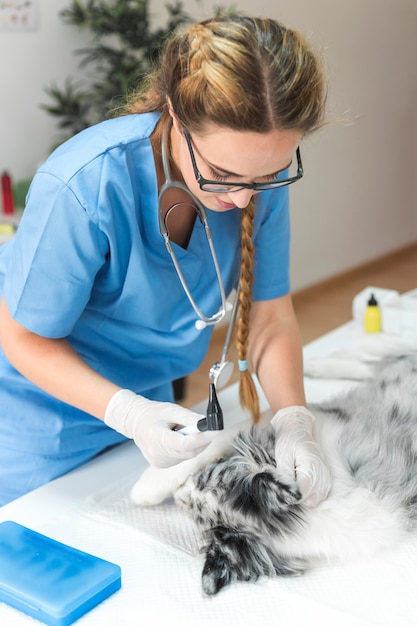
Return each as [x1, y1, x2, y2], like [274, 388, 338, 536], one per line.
[179, 242, 417, 409]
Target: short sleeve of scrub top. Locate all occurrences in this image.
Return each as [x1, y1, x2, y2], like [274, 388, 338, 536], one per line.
[251, 186, 290, 300]
[3, 177, 109, 337]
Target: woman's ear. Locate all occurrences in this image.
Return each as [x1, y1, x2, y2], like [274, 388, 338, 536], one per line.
[166, 98, 182, 134]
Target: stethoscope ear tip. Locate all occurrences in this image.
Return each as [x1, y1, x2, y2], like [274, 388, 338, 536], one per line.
[195, 320, 207, 330]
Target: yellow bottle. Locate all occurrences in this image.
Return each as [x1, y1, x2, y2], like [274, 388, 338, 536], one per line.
[364, 293, 381, 333]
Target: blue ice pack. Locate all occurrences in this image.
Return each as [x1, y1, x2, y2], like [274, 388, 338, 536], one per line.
[0, 521, 121, 625]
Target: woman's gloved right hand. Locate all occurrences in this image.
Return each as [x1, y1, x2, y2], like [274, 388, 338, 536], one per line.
[271, 405, 331, 507]
[104, 389, 214, 467]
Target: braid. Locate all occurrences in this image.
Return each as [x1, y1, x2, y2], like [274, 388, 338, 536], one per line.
[236, 198, 260, 423]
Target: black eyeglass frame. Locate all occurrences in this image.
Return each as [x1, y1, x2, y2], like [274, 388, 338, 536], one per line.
[184, 131, 303, 193]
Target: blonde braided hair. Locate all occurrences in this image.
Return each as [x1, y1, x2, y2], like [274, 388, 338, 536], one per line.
[120, 15, 327, 421]
[237, 198, 260, 422]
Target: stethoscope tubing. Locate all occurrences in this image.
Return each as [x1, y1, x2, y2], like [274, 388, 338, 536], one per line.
[158, 127, 228, 327]
[158, 123, 239, 388]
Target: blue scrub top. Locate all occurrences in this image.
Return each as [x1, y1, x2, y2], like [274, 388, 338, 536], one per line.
[0, 112, 291, 504]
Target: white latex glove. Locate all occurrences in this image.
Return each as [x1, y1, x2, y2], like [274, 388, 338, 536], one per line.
[104, 389, 215, 467]
[271, 405, 331, 508]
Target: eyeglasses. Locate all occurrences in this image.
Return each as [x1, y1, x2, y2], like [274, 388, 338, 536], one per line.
[158, 127, 229, 328]
[184, 131, 303, 193]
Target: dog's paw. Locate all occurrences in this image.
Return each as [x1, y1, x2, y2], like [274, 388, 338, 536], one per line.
[130, 466, 174, 506]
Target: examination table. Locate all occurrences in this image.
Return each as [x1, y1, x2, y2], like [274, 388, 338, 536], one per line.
[1, 320, 416, 626]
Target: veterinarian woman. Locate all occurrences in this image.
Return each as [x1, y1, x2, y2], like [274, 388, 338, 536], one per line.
[0, 14, 331, 506]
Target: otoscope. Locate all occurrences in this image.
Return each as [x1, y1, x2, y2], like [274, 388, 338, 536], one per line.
[178, 383, 224, 435]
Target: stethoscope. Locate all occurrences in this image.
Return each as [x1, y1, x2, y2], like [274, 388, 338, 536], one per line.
[208, 285, 239, 389]
[158, 125, 239, 390]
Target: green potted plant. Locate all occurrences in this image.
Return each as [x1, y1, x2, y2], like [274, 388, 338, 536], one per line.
[42, 0, 192, 143]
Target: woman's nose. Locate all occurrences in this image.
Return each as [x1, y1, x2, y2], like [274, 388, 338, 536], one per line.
[229, 188, 257, 209]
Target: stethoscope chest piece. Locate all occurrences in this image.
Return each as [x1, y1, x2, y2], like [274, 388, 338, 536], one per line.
[209, 359, 234, 390]
[208, 285, 240, 390]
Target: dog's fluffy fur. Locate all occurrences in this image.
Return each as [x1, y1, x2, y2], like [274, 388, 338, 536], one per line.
[131, 351, 417, 595]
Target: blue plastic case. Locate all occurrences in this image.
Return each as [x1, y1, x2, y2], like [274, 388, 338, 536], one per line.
[0, 521, 121, 625]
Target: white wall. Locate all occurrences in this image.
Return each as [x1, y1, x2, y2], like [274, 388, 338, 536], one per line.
[1, 0, 416, 291]
[269, 0, 417, 290]
[0, 0, 90, 179]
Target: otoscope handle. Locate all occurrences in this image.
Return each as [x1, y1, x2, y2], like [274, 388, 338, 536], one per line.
[205, 383, 223, 430]
[178, 383, 224, 435]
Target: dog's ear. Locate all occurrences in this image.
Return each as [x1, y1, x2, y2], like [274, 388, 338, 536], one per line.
[201, 526, 305, 595]
[224, 468, 303, 535]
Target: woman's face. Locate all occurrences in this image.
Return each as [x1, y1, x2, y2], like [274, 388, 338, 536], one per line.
[170, 118, 303, 212]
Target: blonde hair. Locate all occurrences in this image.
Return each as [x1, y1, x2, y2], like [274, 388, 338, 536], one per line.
[123, 15, 327, 421]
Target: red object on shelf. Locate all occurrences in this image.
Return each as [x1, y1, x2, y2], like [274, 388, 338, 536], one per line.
[1, 171, 15, 215]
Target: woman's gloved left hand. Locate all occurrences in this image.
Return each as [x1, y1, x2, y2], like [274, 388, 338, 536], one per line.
[271, 405, 331, 507]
